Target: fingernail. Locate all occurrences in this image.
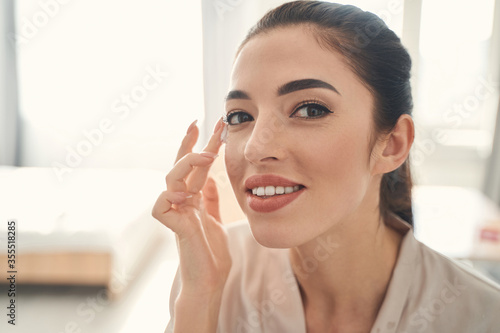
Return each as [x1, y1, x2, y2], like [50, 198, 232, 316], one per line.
[213, 118, 223, 134]
[200, 151, 219, 159]
[186, 119, 198, 134]
[220, 123, 228, 144]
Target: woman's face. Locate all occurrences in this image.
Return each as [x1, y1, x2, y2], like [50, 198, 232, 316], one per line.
[224, 26, 381, 248]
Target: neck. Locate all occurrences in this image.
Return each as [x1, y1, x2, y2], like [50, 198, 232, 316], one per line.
[289, 211, 403, 330]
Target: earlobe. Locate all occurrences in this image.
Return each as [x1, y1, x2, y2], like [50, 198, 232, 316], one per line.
[373, 115, 414, 175]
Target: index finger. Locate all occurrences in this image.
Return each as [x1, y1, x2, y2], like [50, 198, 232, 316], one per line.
[202, 117, 225, 154]
[186, 118, 226, 193]
[175, 120, 199, 164]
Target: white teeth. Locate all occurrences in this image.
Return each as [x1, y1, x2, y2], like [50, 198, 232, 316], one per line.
[251, 185, 302, 197]
[256, 187, 265, 196]
[265, 186, 275, 196]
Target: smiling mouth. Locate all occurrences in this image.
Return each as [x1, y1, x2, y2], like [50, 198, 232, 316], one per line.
[249, 185, 305, 199]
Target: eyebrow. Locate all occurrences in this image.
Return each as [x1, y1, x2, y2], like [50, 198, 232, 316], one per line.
[278, 78, 340, 96]
[225, 78, 340, 102]
[225, 90, 250, 101]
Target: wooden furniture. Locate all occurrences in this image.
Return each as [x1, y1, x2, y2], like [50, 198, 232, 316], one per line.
[0, 167, 168, 295]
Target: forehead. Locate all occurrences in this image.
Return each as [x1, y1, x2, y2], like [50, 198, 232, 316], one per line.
[230, 25, 369, 100]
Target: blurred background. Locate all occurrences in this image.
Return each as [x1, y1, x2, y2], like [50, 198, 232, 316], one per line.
[1, 0, 499, 332]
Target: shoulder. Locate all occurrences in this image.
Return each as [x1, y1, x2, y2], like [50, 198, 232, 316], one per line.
[415, 238, 500, 296]
[380, 213, 500, 332]
[400, 236, 500, 332]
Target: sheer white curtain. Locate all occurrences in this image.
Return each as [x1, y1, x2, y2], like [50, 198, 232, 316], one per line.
[0, 0, 20, 166]
[484, 1, 500, 204]
[485, 99, 500, 204]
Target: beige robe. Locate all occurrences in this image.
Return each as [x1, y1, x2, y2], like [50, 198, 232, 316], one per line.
[166, 215, 500, 332]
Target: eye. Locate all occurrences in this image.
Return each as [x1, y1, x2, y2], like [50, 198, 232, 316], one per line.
[224, 111, 254, 125]
[290, 102, 333, 119]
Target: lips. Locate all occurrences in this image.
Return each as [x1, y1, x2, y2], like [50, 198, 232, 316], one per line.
[244, 174, 305, 213]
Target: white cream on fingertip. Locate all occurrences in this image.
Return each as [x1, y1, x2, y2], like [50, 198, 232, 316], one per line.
[220, 123, 228, 143]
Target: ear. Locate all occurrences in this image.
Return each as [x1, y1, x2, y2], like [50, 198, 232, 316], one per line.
[371, 114, 414, 175]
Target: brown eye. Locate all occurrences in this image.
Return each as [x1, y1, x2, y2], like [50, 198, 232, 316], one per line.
[291, 103, 333, 119]
[226, 111, 254, 125]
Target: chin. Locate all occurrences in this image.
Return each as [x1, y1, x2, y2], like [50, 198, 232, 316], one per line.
[247, 216, 305, 249]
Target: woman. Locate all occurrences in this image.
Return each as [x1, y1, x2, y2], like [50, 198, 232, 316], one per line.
[152, 2, 500, 332]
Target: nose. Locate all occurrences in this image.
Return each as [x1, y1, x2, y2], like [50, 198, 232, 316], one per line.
[244, 113, 287, 164]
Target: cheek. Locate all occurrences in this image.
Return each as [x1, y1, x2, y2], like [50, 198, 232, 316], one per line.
[224, 137, 245, 183]
[295, 119, 371, 170]
[224, 136, 251, 210]
[302, 134, 367, 180]
[304, 125, 373, 212]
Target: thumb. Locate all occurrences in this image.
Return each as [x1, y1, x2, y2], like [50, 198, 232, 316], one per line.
[202, 177, 222, 223]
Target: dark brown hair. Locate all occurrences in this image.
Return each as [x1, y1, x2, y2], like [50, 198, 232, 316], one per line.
[239, 1, 414, 226]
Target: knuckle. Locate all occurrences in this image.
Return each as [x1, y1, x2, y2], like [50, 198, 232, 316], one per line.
[165, 173, 176, 184]
[151, 191, 170, 220]
[183, 152, 196, 159]
[174, 152, 197, 168]
[151, 206, 161, 219]
[186, 152, 201, 161]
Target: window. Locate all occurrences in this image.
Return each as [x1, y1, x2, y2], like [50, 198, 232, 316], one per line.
[14, 0, 204, 177]
[413, 0, 498, 188]
[332, 0, 499, 189]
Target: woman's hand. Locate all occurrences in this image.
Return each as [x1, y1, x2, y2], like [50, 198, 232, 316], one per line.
[152, 118, 231, 332]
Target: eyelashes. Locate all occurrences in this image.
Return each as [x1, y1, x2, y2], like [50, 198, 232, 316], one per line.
[223, 99, 333, 126]
[223, 111, 253, 126]
[291, 100, 333, 119]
